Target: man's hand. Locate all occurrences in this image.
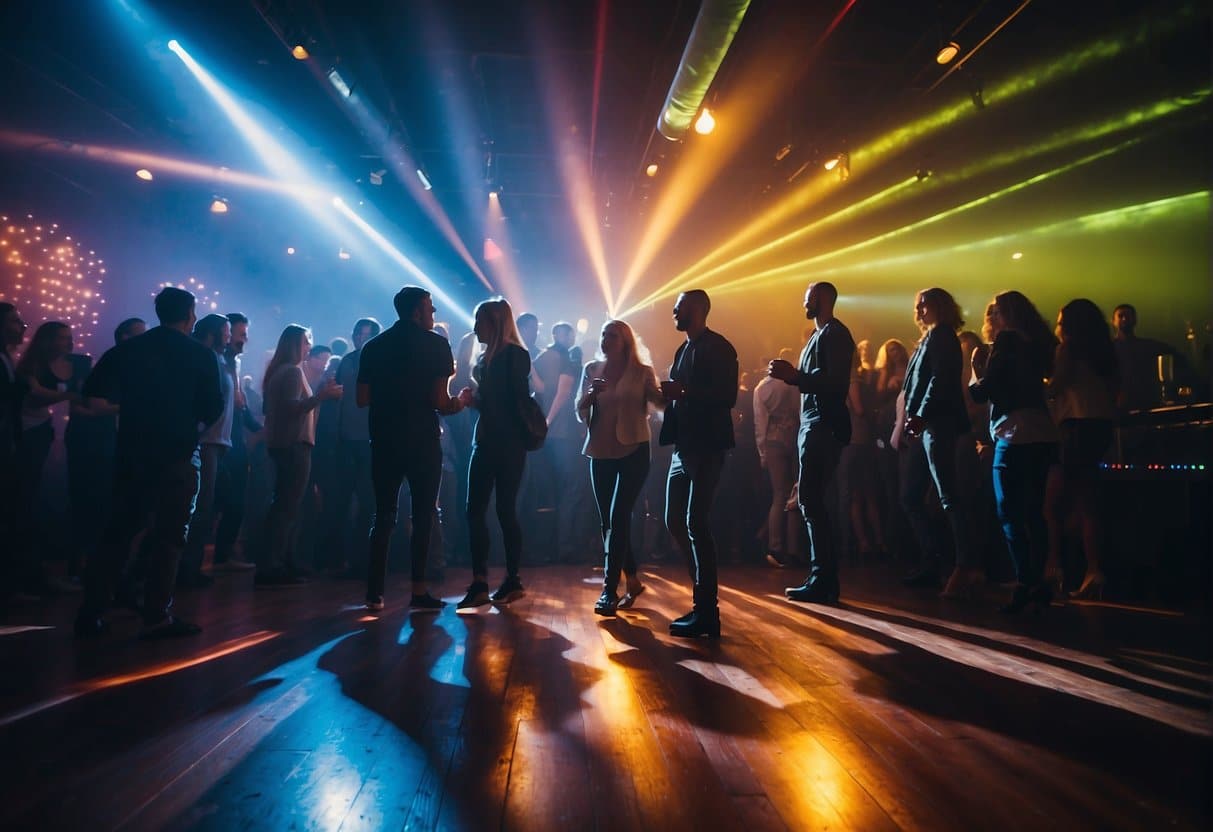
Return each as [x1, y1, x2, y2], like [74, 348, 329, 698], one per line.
[767, 359, 798, 383]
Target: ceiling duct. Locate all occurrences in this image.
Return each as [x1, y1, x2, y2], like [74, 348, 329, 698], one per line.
[656, 0, 752, 141]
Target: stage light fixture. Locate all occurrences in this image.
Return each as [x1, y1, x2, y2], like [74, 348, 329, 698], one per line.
[775, 144, 792, 161]
[915, 168, 932, 182]
[327, 68, 351, 98]
[286, 246, 295, 255]
[291, 44, 309, 61]
[1011, 251, 1023, 260]
[576, 318, 589, 334]
[338, 248, 351, 260]
[135, 168, 153, 181]
[645, 163, 659, 177]
[489, 189, 499, 200]
[936, 41, 960, 64]
[368, 169, 386, 186]
[416, 168, 432, 190]
[209, 198, 228, 213]
[694, 108, 716, 135]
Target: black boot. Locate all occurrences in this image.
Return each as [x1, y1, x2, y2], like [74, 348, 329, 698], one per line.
[785, 573, 840, 603]
[669, 609, 720, 639]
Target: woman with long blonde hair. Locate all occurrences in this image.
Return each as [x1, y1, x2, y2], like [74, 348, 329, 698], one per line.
[454, 298, 533, 608]
[259, 324, 342, 585]
[576, 320, 664, 614]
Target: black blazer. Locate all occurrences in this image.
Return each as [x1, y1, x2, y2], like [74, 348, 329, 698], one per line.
[659, 328, 738, 453]
[969, 330, 1050, 424]
[903, 327, 971, 436]
[0, 355, 24, 454]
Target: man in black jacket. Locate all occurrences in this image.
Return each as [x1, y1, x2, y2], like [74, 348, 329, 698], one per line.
[0, 303, 27, 601]
[661, 290, 738, 638]
[769, 282, 855, 603]
[75, 288, 224, 639]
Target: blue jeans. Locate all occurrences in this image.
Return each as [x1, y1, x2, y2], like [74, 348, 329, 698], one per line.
[900, 429, 975, 571]
[992, 440, 1056, 584]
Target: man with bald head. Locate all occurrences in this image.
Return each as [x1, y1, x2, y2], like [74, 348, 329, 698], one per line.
[768, 281, 855, 604]
[661, 289, 738, 638]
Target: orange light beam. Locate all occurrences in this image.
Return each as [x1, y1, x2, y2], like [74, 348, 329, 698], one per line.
[0, 630, 281, 729]
[485, 193, 527, 310]
[614, 0, 862, 311]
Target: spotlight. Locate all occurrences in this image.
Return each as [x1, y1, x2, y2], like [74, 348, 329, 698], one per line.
[775, 144, 792, 161]
[327, 68, 352, 98]
[1011, 251, 1023, 260]
[209, 198, 228, 213]
[576, 318, 589, 334]
[338, 248, 351, 260]
[369, 169, 386, 186]
[416, 168, 432, 190]
[936, 41, 960, 64]
[135, 168, 153, 181]
[694, 108, 716, 135]
[915, 168, 932, 182]
[286, 246, 296, 255]
[645, 163, 659, 177]
[824, 152, 850, 180]
[167, 39, 181, 52]
[823, 156, 840, 171]
[291, 44, 309, 61]
[489, 189, 499, 200]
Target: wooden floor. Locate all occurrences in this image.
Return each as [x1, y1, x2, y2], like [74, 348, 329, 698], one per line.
[0, 564, 1209, 831]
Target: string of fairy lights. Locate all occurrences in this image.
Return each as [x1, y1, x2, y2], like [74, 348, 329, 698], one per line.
[0, 213, 107, 347]
[150, 275, 223, 313]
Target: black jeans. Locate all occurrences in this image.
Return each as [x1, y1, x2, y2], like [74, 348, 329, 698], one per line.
[590, 444, 650, 592]
[665, 449, 726, 610]
[181, 443, 227, 577]
[797, 427, 844, 582]
[324, 439, 374, 572]
[367, 440, 442, 595]
[467, 441, 527, 579]
[993, 440, 1056, 584]
[14, 420, 54, 563]
[899, 429, 975, 572]
[264, 443, 312, 573]
[82, 453, 200, 624]
[213, 445, 249, 564]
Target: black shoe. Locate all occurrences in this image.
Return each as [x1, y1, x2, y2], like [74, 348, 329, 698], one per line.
[669, 611, 720, 639]
[491, 576, 525, 605]
[457, 582, 491, 610]
[73, 613, 110, 639]
[1000, 582, 1051, 614]
[410, 592, 446, 611]
[365, 595, 385, 611]
[594, 590, 618, 616]
[785, 577, 840, 604]
[901, 567, 940, 588]
[139, 615, 202, 640]
[671, 609, 696, 626]
[765, 552, 788, 568]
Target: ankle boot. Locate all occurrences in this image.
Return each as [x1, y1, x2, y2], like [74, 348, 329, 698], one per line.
[669, 609, 720, 639]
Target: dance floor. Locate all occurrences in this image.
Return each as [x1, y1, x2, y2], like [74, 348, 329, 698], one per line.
[0, 565, 1208, 831]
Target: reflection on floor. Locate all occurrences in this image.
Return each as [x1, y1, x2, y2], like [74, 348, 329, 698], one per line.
[0, 565, 1208, 830]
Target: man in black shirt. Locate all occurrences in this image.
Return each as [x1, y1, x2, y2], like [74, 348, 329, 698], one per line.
[358, 286, 464, 611]
[533, 322, 581, 562]
[660, 290, 738, 638]
[75, 287, 224, 639]
[769, 282, 855, 604]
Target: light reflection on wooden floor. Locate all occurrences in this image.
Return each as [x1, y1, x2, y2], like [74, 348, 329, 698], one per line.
[0, 565, 1208, 830]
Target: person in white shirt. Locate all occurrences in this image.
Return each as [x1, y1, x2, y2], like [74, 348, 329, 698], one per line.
[752, 348, 801, 567]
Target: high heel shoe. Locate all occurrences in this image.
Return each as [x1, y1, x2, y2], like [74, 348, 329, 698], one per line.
[1069, 571, 1106, 601]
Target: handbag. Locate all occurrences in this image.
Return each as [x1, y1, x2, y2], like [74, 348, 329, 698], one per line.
[519, 393, 548, 451]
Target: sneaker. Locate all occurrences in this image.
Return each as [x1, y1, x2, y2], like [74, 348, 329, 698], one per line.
[457, 582, 491, 610]
[410, 592, 446, 611]
[212, 559, 256, 573]
[365, 595, 385, 611]
[491, 576, 525, 605]
[139, 615, 202, 640]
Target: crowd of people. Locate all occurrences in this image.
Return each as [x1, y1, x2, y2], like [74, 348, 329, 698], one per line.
[0, 279, 1200, 640]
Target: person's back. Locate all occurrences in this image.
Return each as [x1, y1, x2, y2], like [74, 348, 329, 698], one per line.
[86, 326, 222, 463]
[360, 320, 454, 447]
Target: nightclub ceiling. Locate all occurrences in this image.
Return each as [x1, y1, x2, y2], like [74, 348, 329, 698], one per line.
[0, 0, 1208, 361]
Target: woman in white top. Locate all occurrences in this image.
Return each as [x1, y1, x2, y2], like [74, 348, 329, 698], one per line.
[576, 320, 664, 615]
[1045, 299, 1119, 600]
[259, 324, 342, 585]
